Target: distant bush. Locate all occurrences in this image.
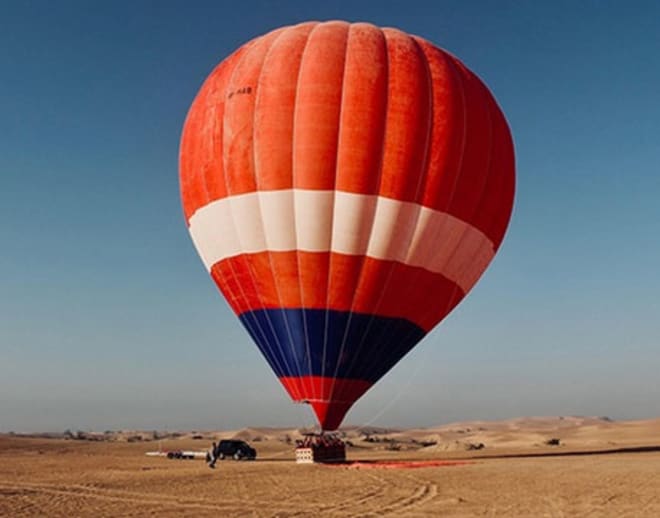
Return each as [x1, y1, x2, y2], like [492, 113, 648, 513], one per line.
[385, 441, 401, 451]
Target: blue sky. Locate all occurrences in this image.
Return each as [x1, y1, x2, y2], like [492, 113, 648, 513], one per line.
[1, 0, 659, 432]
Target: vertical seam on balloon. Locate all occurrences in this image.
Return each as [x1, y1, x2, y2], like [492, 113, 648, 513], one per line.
[432, 61, 494, 326]
[408, 45, 469, 333]
[320, 22, 350, 408]
[292, 23, 318, 405]
[400, 48, 471, 336]
[368, 48, 493, 382]
[246, 33, 303, 392]
[337, 30, 428, 384]
[410, 58, 495, 337]
[241, 34, 299, 387]
[327, 25, 390, 406]
[433, 48, 469, 211]
[385, 63, 512, 396]
[221, 32, 296, 391]
[340, 30, 407, 385]
[253, 26, 308, 401]
[350, 32, 436, 389]
[253, 27, 306, 398]
[358, 42, 467, 378]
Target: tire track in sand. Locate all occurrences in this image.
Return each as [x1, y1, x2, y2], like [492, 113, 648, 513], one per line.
[0, 480, 242, 513]
[367, 475, 439, 517]
[324, 471, 395, 515]
[280, 471, 393, 517]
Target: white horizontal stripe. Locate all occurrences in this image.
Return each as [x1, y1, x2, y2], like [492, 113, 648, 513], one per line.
[295, 190, 334, 250]
[188, 189, 496, 293]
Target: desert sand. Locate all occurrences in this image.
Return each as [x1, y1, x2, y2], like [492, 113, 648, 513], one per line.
[2, 416, 660, 517]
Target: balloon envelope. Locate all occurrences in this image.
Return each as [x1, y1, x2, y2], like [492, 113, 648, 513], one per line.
[179, 21, 515, 430]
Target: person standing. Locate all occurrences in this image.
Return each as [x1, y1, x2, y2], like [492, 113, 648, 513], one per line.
[208, 441, 218, 468]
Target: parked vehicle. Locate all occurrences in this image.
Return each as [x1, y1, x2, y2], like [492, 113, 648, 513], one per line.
[215, 439, 256, 460]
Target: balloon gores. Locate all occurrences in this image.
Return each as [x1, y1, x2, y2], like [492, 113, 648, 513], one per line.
[179, 21, 515, 431]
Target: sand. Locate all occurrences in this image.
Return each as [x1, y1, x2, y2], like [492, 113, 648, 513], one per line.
[1, 416, 660, 517]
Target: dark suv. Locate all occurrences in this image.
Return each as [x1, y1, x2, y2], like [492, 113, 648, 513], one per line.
[216, 440, 256, 460]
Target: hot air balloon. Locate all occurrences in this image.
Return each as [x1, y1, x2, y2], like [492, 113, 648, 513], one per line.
[179, 21, 515, 431]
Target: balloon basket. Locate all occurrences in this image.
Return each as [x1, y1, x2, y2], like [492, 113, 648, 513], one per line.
[295, 434, 346, 464]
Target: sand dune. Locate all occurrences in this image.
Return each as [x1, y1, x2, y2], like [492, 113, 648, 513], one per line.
[2, 416, 660, 516]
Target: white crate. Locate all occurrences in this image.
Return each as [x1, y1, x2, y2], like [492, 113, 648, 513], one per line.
[295, 448, 314, 464]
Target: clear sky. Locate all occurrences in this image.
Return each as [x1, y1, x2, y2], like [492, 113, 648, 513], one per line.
[2, 0, 659, 432]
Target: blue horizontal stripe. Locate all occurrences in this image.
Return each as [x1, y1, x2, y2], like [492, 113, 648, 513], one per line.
[238, 309, 426, 383]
